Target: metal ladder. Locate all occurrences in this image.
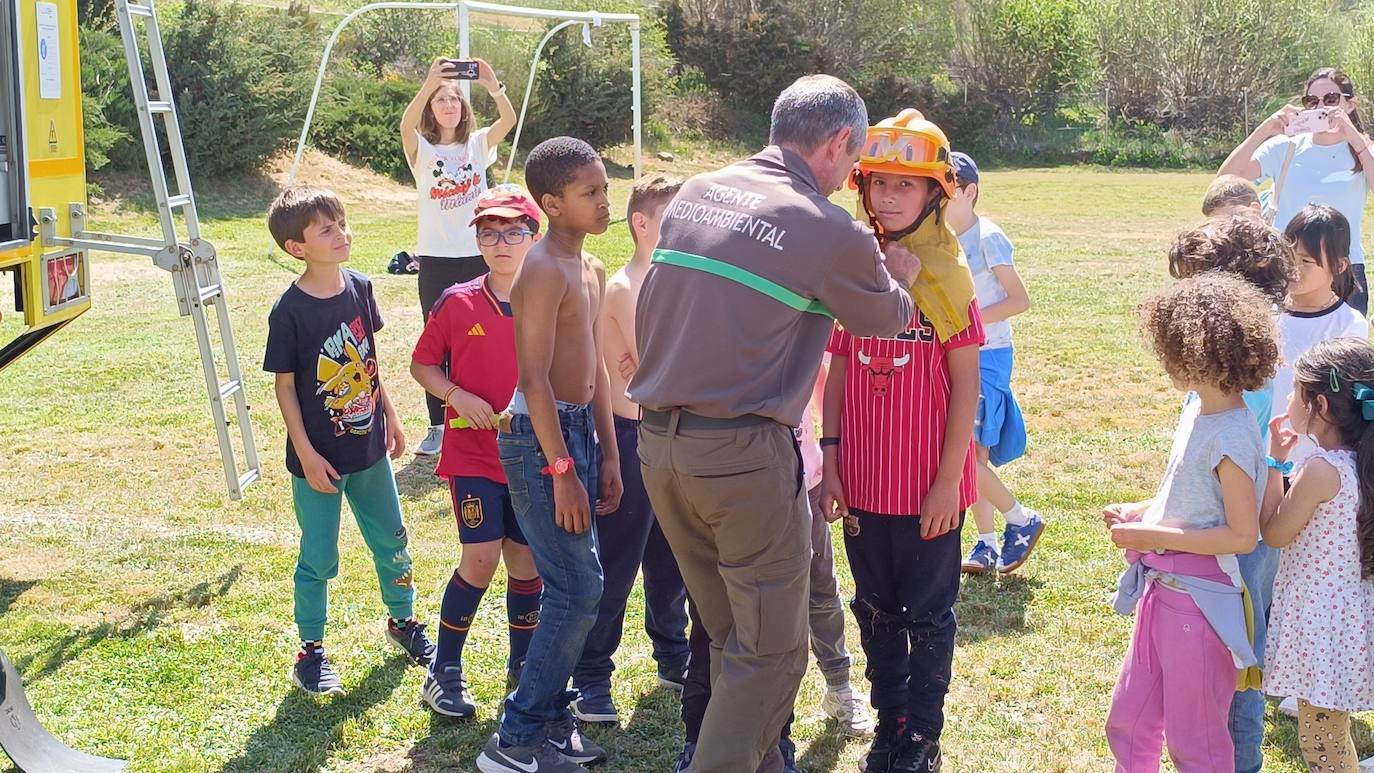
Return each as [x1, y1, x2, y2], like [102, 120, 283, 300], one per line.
[43, 0, 260, 498]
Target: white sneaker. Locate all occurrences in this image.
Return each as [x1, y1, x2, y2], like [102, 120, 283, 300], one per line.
[821, 684, 875, 738]
[1279, 696, 1299, 718]
[414, 425, 443, 456]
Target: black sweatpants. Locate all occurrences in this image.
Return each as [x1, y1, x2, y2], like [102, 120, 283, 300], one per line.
[843, 508, 963, 739]
[417, 255, 486, 426]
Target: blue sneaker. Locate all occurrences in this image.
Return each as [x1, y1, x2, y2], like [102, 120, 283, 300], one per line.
[569, 683, 619, 724]
[291, 646, 345, 696]
[673, 741, 695, 773]
[961, 540, 999, 575]
[386, 617, 436, 668]
[997, 510, 1046, 574]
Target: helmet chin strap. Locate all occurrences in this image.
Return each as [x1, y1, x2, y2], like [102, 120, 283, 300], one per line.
[856, 173, 944, 244]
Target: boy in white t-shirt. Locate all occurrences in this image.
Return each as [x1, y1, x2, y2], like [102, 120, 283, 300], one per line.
[946, 152, 1046, 575]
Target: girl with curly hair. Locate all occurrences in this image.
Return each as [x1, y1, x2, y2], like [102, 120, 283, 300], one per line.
[1261, 337, 1374, 772]
[1103, 273, 1279, 772]
[1163, 212, 1296, 773]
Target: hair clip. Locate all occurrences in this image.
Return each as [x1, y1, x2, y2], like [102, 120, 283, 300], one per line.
[1353, 382, 1374, 421]
[1331, 368, 1342, 393]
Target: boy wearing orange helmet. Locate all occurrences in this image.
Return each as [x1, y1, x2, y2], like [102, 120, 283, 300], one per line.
[819, 109, 983, 773]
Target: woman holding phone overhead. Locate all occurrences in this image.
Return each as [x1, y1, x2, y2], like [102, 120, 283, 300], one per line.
[401, 57, 517, 455]
[1219, 67, 1374, 316]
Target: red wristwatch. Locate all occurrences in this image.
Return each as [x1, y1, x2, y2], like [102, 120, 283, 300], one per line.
[541, 456, 575, 477]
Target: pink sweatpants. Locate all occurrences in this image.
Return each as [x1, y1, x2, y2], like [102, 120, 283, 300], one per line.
[1105, 583, 1239, 773]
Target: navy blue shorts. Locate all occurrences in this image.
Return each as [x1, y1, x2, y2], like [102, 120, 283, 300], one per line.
[449, 476, 526, 545]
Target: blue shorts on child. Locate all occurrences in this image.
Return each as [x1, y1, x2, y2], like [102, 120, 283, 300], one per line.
[449, 475, 526, 545]
[975, 345, 1026, 466]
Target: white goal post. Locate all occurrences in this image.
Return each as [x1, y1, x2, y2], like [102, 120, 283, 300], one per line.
[285, 0, 642, 193]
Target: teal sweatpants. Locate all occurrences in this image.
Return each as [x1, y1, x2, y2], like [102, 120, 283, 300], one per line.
[291, 456, 415, 641]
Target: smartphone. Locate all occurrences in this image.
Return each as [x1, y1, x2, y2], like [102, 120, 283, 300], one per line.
[442, 58, 480, 80]
[1286, 108, 1330, 136]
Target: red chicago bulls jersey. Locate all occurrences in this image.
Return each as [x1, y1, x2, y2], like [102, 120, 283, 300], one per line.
[825, 301, 984, 516]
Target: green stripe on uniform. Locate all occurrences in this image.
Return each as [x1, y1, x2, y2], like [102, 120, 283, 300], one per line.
[652, 248, 834, 319]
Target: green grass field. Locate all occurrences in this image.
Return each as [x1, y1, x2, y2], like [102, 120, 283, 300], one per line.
[1, 159, 1369, 772]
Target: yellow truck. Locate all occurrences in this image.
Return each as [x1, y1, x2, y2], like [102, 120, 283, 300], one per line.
[0, 0, 91, 370]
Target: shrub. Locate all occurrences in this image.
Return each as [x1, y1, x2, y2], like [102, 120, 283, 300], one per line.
[334, 8, 453, 78]
[1088, 0, 1332, 134]
[661, 0, 820, 123]
[79, 26, 132, 171]
[953, 0, 1095, 121]
[522, 14, 673, 151]
[312, 74, 417, 180]
[90, 0, 324, 178]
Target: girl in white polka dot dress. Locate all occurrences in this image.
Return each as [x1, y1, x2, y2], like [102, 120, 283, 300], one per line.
[1262, 337, 1374, 772]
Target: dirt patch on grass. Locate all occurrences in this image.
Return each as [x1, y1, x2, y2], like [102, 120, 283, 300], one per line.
[264, 149, 413, 210]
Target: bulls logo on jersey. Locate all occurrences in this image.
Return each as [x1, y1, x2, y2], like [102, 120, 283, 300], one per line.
[856, 349, 911, 396]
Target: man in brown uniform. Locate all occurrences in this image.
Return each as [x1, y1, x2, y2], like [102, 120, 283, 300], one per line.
[628, 74, 921, 773]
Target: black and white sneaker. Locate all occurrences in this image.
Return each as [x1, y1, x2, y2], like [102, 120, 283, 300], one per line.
[291, 647, 344, 697]
[859, 715, 903, 773]
[889, 731, 941, 773]
[475, 733, 588, 773]
[386, 618, 435, 668]
[421, 664, 476, 719]
[546, 713, 607, 766]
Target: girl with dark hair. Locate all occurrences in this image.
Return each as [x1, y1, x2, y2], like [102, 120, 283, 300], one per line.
[400, 57, 516, 454]
[1219, 67, 1374, 316]
[1262, 336, 1374, 773]
[1272, 205, 1369, 427]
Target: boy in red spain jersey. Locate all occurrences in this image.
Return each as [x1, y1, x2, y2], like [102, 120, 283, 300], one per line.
[820, 110, 983, 773]
[410, 185, 544, 720]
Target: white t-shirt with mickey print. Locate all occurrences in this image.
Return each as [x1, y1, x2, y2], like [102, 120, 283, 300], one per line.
[412, 127, 497, 258]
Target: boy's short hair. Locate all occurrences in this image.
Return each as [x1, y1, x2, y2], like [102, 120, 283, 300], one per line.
[1201, 175, 1260, 217]
[525, 137, 601, 206]
[267, 185, 346, 254]
[1138, 272, 1279, 394]
[1167, 213, 1294, 304]
[626, 173, 684, 245]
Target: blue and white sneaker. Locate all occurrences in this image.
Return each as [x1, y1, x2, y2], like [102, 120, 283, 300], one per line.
[997, 511, 1047, 574]
[569, 683, 619, 724]
[386, 618, 436, 668]
[673, 741, 695, 773]
[292, 646, 345, 697]
[422, 664, 476, 719]
[961, 541, 999, 575]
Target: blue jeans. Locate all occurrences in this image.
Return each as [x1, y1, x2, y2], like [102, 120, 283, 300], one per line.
[1230, 541, 1279, 773]
[573, 416, 689, 690]
[497, 404, 604, 746]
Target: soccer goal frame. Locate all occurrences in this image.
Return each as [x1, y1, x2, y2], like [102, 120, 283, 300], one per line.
[285, 0, 642, 192]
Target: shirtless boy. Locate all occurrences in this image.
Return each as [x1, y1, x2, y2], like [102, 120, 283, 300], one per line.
[476, 136, 624, 773]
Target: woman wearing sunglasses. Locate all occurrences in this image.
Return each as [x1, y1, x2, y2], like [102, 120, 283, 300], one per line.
[400, 57, 517, 455]
[1219, 67, 1374, 316]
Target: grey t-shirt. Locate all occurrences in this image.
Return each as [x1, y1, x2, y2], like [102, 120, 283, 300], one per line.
[1143, 406, 1265, 582]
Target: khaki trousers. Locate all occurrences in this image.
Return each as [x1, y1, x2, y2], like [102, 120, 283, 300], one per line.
[639, 414, 811, 773]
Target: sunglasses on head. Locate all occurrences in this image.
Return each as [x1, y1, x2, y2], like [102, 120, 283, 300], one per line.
[1302, 92, 1348, 109]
